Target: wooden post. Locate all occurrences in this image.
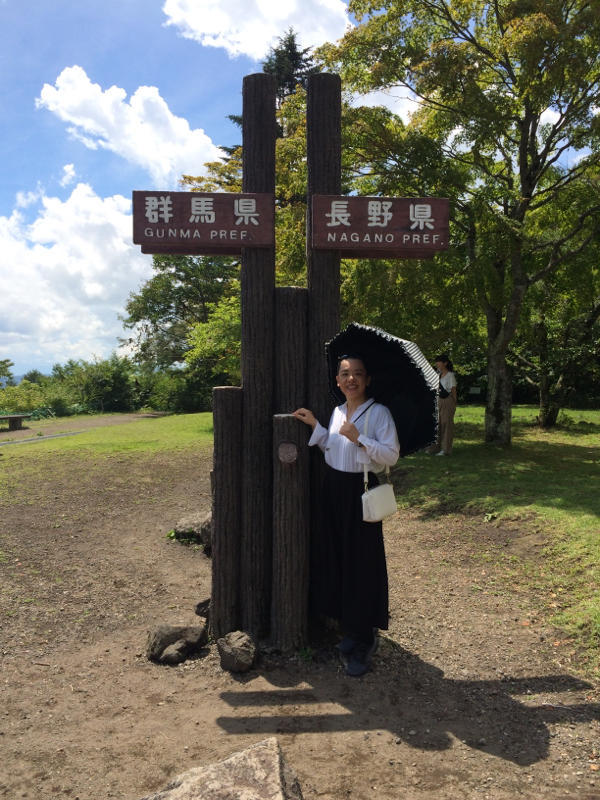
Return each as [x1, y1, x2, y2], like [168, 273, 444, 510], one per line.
[271, 287, 309, 649]
[306, 75, 342, 631]
[274, 286, 308, 414]
[306, 74, 341, 424]
[271, 414, 310, 651]
[240, 74, 277, 637]
[210, 386, 243, 638]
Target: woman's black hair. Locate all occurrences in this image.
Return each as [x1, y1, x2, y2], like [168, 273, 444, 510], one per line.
[336, 353, 370, 374]
[434, 353, 454, 371]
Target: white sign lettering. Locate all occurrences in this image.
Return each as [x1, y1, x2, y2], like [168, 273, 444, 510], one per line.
[367, 200, 393, 227]
[189, 197, 215, 223]
[326, 200, 351, 227]
[234, 198, 259, 225]
[145, 195, 173, 223]
[409, 203, 435, 230]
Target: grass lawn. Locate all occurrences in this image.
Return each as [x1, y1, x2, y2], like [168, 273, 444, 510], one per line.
[396, 404, 600, 672]
[0, 412, 214, 456]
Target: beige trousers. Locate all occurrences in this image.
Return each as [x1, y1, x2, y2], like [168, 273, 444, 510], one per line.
[436, 395, 457, 454]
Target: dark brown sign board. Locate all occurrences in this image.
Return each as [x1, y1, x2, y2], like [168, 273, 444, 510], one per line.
[312, 195, 449, 258]
[140, 245, 244, 256]
[133, 191, 274, 254]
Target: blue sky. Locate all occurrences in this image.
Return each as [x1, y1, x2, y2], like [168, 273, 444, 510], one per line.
[0, 0, 357, 375]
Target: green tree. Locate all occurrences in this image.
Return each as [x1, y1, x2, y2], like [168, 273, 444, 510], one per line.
[0, 359, 15, 386]
[263, 28, 320, 108]
[509, 214, 600, 424]
[51, 356, 135, 413]
[0, 381, 44, 412]
[181, 149, 243, 194]
[321, 0, 600, 444]
[21, 369, 46, 385]
[186, 287, 242, 385]
[121, 254, 239, 369]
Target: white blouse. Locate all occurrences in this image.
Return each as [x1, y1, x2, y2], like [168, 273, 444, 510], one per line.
[440, 371, 457, 391]
[308, 399, 400, 474]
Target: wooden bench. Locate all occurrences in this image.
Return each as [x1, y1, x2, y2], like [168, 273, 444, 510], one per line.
[0, 413, 32, 431]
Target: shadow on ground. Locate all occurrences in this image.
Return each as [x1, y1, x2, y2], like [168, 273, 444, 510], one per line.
[216, 642, 599, 767]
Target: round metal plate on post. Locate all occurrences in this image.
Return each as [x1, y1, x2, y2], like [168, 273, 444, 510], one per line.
[278, 442, 298, 464]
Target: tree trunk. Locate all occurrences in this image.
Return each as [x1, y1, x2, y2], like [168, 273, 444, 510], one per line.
[483, 243, 528, 446]
[538, 371, 563, 428]
[485, 345, 513, 446]
[538, 390, 561, 428]
[536, 317, 561, 428]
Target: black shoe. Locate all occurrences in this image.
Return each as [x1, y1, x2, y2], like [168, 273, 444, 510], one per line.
[337, 628, 379, 658]
[336, 635, 357, 656]
[345, 635, 378, 677]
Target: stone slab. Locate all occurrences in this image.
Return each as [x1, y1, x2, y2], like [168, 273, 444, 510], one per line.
[140, 737, 303, 800]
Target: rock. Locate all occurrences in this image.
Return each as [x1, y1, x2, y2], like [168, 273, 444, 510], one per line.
[140, 737, 303, 800]
[195, 598, 211, 619]
[146, 623, 208, 664]
[160, 641, 190, 665]
[217, 631, 256, 673]
[172, 513, 212, 555]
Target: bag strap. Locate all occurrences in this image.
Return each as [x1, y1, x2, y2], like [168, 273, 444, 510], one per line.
[352, 399, 375, 424]
[362, 404, 390, 491]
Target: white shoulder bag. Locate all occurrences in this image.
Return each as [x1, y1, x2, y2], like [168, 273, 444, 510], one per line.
[360, 405, 397, 523]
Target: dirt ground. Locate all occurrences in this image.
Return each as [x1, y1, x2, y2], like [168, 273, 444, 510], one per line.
[0, 414, 599, 800]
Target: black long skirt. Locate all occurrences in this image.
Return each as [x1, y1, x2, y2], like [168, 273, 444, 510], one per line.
[311, 465, 389, 634]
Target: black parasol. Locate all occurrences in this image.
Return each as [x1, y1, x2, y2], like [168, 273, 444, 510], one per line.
[325, 322, 438, 456]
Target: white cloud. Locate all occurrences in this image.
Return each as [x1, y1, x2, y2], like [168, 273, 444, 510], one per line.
[60, 163, 77, 187]
[36, 66, 222, 186]
[540, 108, 561, 126]
[162, 0, 351, 60]
[0, 183, 152, 374]
[351, 88, 421, 125]
[16, 186, 45, 209]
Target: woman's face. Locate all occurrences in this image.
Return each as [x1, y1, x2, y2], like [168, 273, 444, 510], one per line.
[336, 358, 370, 404]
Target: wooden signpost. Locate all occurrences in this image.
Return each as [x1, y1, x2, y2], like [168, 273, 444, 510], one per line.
[312, 195, 449, 259]
[133, 191, 274, 255]
[132, 73, 449, 651]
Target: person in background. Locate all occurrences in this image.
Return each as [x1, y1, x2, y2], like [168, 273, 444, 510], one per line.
[432, 353, 457, 456]
[293, 354, 399, 677]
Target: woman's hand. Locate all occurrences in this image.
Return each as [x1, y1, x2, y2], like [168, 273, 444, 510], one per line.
[339, 419, 360, 444]
[293, 408, 317, 429]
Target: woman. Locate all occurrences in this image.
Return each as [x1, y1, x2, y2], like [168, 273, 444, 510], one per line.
[433, 353, 457, 456]
[293, 354, 399, 677]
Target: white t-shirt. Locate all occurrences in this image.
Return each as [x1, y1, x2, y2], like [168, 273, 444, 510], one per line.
[440, 371, 457, 392]
[308, 399, 400, 473]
